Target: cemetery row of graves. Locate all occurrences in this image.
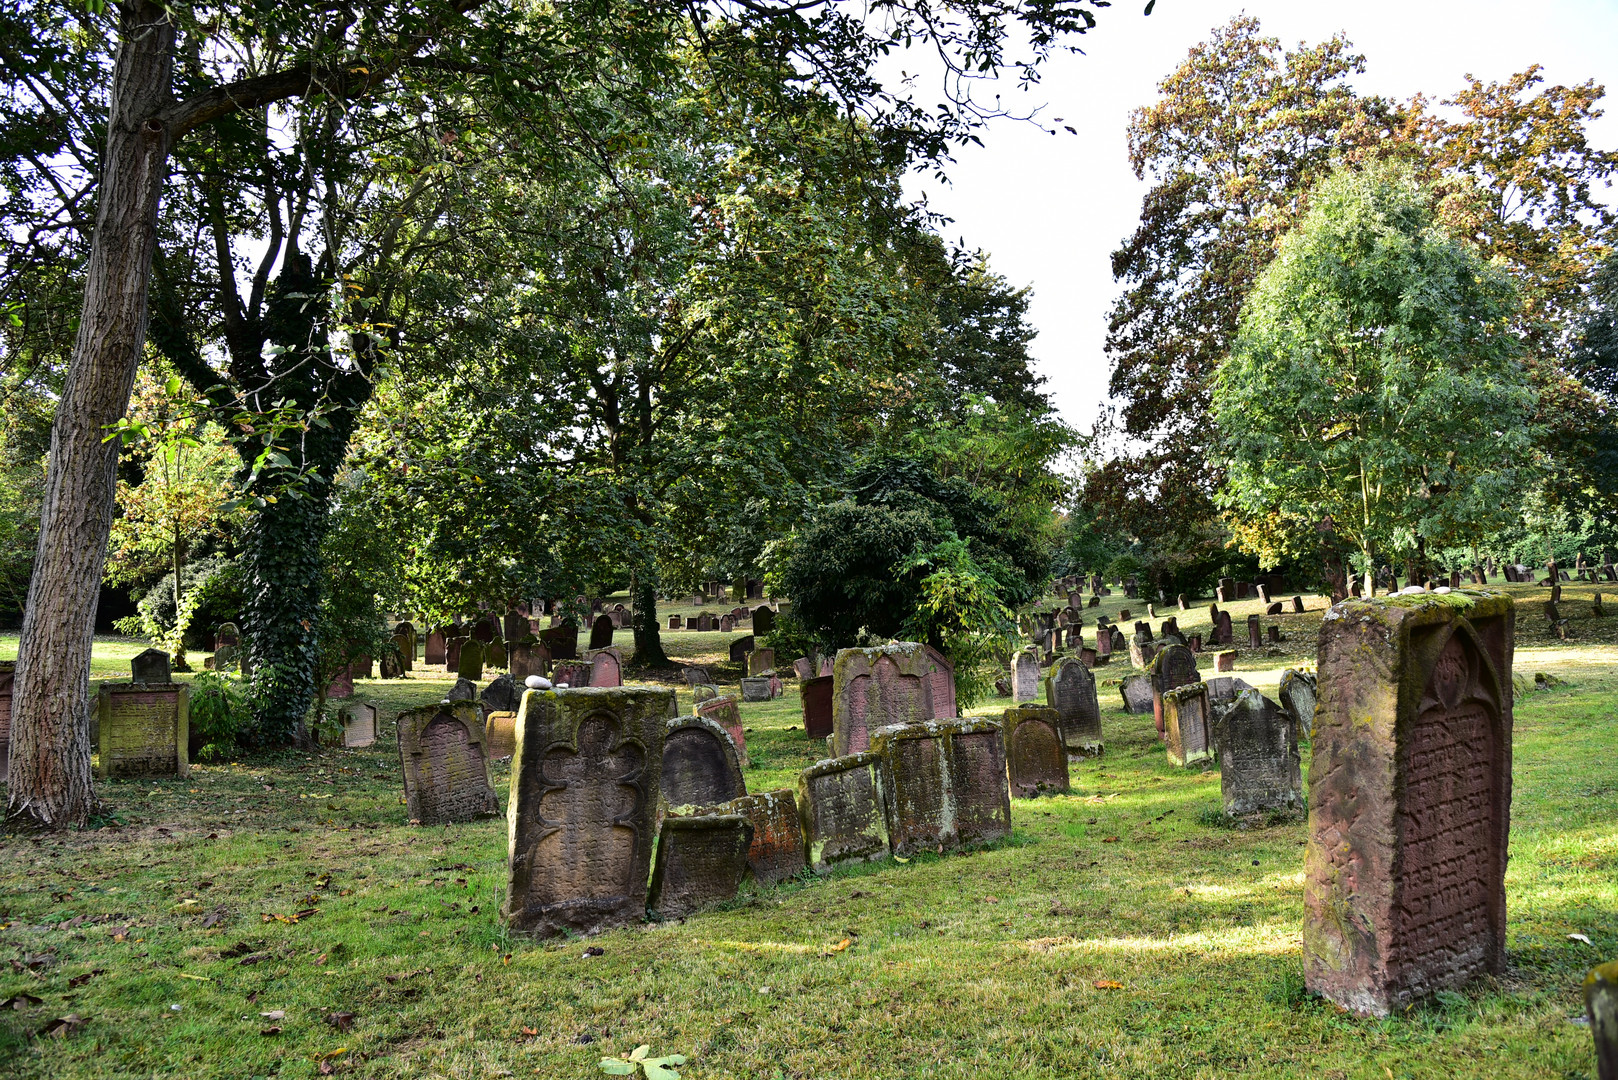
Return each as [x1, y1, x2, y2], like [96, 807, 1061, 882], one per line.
[0, 567, 1615, 1077]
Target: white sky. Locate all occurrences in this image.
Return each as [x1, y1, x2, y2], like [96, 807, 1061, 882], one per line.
[899, 0, 1618, 434]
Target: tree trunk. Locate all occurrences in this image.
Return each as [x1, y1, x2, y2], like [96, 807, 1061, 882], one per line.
[7, 2, 176, 829]
[630, 572, 671, 669]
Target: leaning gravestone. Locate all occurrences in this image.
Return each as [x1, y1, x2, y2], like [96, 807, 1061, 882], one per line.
[509, 641, 549, 681]
[1128, 632, 1157, 669]
[689, 789, 806, 884]
[1278, 669, 1318, 739]
[1304, 590, 1514, 1017]
[871, 718, 1010, 855]
[1213, 611, 1234, 645]
[95, 683, 189, 779]
[131, 647, 172, 684]
[798, 752, 891, 872]
[800, 675, 834, 739]
[482, 673, 522, 714]
[1149, 644, 1200, 738]
[1045, 656, 1101, 756]
[647, 813, 753, 917]
[831, 643, 939, 757]
[503, 686, 676, 937]
[1217, 688, 1302, 816]
[1162, 683, 1212, 768]
[397, 701, 499, 825]
[1118, 674, 1153, 715]
[1012, 649, 1041, 702]
[661, 715, 746, 808]
[1003, 706, 1069, 797]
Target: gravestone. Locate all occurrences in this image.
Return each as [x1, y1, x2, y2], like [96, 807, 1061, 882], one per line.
[1118, 675, 1153, 715]
[425, 629, 448, 666]
[1079, 647, 1097, 668]
[1217, 688, 1302, 816]
[647, 814, 753, 917]
[1551, 583, 1563, 604]
[1292, 595, 1305, 614]
[692, 683, 719, 704]
[753, 606, 775, 635]
[503, 610, 527, 644]
[668, 614, 681, 630]
[712, 789, 806, 884]
[1149, 644, 1200, 738]
[1162, 683, 1212, 768]
[800, 676, 834, 738]
[798, 752, 891, 872]
[1128, 632, 1157, 669]
[1268, 625, 1282, 645]
[720, 615, 734, 633]
[1247, 614, 1263, 648]
[729, 636, 755, 663]
[921, 645, 958, 719]
[1045, 657, 1101, 756]
[1205, 675, 1256, 709]
[552, 660, 591, 687]
[131, 647, 172, 684]
[539, 622, 579, 661]
[1256, 584, 1270, 604]
[1214, 611, 1234, 645]
[694, 694, 746, 760]
[1278, 669, 1318, 738]
[1095, 628, 1113, 661]
[397, 701, 499, 824]
[589, 650, 622, 688]
[1215, 650, 1236, 673]
[457, 639, 486, 681]
[871, 721, 950, 855]
[661, 715, 746, 808]
[482, 673, 522, 713]
[486, 637, 506, 669]
[1585, 961, 1618, 1080]
[1265, 602, 1283, 616]
[1217, 577, 1235, 603]
[448, 676, 478, 702]
[95, 683, 189, 779]
[831, 643, 940, 757]
[685, 616, 699, 630]
[1304, 591, 1514, 1017]
[1188, 633, 1203, 653]
[336, 702, 378, 749]
[740, 676, 774, 702]
[1003, 706, 1069, 797]
[484, 710, 518, 759]
[747, 648, 776, 676]
[1012, 650, 1041, 702]
[682, 665, 712, 686]
[793, 656, 815, 680]
[503, 686, 676, 937]
[509, 641, 549, 681]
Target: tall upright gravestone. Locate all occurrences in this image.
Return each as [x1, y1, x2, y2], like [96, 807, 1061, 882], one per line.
[1149, 644, 1200, 738]
[1011, 650, 1041, 702]
[1045, 656, 1101, 756]
[1217, 688, 1302, 816]
[504, 687, 676, 937]
[831, 643, 939, 757]
[1003, 706, 1069, 797]
[1304, 591, 1514, 1017]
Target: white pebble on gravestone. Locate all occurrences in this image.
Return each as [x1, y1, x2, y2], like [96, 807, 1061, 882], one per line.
[525, 676, 552, 690]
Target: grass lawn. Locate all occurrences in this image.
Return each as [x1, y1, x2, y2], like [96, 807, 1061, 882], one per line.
[0, 582, 1613, 1078]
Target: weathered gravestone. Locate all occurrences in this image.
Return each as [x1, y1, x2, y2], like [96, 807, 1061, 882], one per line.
[1247, 614, 1264, 648]
[686, 789, 806, 884]
[1094, 628, 1113, 662]
[336, 701, 378, 749]
[747, 648, 776, 676]
[552, 659, 592, 687]
[740, 676, 773, 702]
[447, 676, 478, 702]
[1217, 576, 1235, 603]
[539, 622, 579, 661]
[1045, 657, 1101, 756]
[482, 673, 521, 714]
[1148, 643, 1199, 737]
[920, 645, 957, 719]
[1278, 669, 1317, 738]
[753, 606, 775, 634]
[587, 614, 614, 650]
[503, 686, 676, 937]
[484, 710, 517, 759]
[1216, 688, 1302, 815]
[1584, 961, 1618, 1080]
[831, 643, 940, 757]
[509, 641, 549, 681]
[658, 721, 747, 811]
[719, 615, 734, 633]
[1215, 650, 1236, 672]
[1213, 610, 1234, 645]
[871, 719, 1010, 855]
[800, 675, 834, 739]
[1118, 674, 1153, 715]
[668, 614, 681, 630]
[647, 814, 753, 917]
[793, 655, 815, 680]
[589, 649, 623, 688]
[693, 694, 747, 758]
[1292, 595, 1305, 614]
[682, 665, 712, 687]
[1012, 649, 1041, 702]
[1205, 675, 1255, 709]
[425, 628, 448, 666]
[1003, 706, 1069, 797]
[729, 636, 754, 663]
[95, 683, 189, 779]
[1128, 632, 1157, 669]
[397, 701, 499, 824]
[798, 752, 891, 872]
[1162, 683, 1212, 768]
[1304, 590, 1514, 1016]
[131, 647, 171, 684]
[457, 638, 486, 681]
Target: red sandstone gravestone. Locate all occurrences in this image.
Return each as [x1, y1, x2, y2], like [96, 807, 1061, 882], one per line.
[397, 701, 500, 825]
[830, 643, 938, 757]
[1304, 591, 1514, 1017]
[1003, 706, 1069, 797]
[661, 715, 746, 809]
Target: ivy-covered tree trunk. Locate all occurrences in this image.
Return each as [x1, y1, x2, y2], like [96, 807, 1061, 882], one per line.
[630, 571, 671, 669]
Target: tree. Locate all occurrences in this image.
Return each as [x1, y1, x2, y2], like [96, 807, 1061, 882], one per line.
[1213, 164, 1537, 592]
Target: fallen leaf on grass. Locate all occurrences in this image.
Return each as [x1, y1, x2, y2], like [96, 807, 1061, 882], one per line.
[259, 1026, 282, 1036]
[983, 896, 999, 904]
[1101, 837, 1120, 844]
[259, 1010, 286, 1021]
[1, 993, 43, 1010]
[1569, 933, 1594, 945]
[601, 1044, 686, 1079]
[1093, 980, 1123, 990]
[39, 1014, 88, 1039]
[821, 938, 852, 956]
[171, 899, 203, 915]
[325, 1012, 356, 1032]
[893, 856, 910, 863]
[177, 973, 211, 982]
[66, 971, 103, 989]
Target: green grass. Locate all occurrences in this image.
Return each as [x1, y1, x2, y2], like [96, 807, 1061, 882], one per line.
[0, 581, 1613, 1078]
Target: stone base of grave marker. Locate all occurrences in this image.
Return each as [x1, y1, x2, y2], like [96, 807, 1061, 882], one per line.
[647, 813, 753, 918]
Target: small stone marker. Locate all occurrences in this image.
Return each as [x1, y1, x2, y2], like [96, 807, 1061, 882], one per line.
[1584, 960, 1618, 1080]
[503, 686, 674, 937]
[800, 675, 834, 738]
[589, 650, 622, 688]
[1045, 656, 1101, 756]
[131, 647, 172, 684]
[1215, 650, 1236, 672]
[338, 702, 378, 749]
[457, 638, 486, 681]
[1003, 706, 1069, 797]
[1265, 602, 1283, 616]
[1118, 674, 1153, 715]
[1304, 590, 1514, 1016]
[1247, 614, 1263, 648]
[647, 814, 753, 918]
[1217, 688, 1302, 815]
[737, 676, 770, 702]
[397, 701, 499, 825]
[1278, 669, 1317, 737]
[1162, 683, 1212, 768]
[95, 683, 189, 779]
[831, 642, 939, 756]
[1012, 649, 1041, 702]
[798, 752, 891, 872]
[747, 647, 776, 676]
[1292, 595, 1305, 613]
[660, 712, 747, 806]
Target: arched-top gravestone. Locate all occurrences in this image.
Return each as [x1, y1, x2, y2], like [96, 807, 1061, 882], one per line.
[1003, 706, 1068, 797]
[1012, 649, 1041, 702]
[589, 649, 622, 688]
[753, 606, 775, 635]
[589, 614, 615, 650]
[1305, 591, 1514, 1017]
[503, 687, 675, 937]
[1149, 644, 1200, 737]
[661, 715, 746, 808]
[831, 643, 935, 757]
[729, 635, 755, 663]
[397, 701, 499, 825]
[1045, 656, 1101, 755]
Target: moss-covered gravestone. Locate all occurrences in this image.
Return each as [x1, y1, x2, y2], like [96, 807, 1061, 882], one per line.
[1305, 591, 1514, 1017]
[798, 752, 890, 872]
[708, 789, 806, 884]
[1162, 683, 1212, 768]
[1278, 669, 1317, 738]
[1003, 706, 1069, 797]
[661, 715, 746, 808]
[504, 687, 675, 937]
[1045, 656, 1101, 756]
[95, 683, 189, 779]
[831, 643, 937, 757]
[1149, 644, 1200, 738]
[457, 638, 485, 681]
[1585, 961, 1618, 1080]
[647, 813, 753, 918]
[397, 701, 499, 824]
[1217, 688, 1301, 816]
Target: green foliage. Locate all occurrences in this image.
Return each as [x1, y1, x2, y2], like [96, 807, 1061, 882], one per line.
[600, 1045, 686, 1079]
[186, 671, 248, 762]
[1214, 163, 1538, 574]
[899, 539, 1018, 709]
[117, 556, 242, 652]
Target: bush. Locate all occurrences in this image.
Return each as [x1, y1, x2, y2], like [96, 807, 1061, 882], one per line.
[188, 671, 248, 761]
[124, 556, 244, 649]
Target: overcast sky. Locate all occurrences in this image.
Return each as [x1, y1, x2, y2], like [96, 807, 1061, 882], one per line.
[898, 0, 1618, 435]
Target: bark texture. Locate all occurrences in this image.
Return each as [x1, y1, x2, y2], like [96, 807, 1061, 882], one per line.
[7, 2, 176, 828]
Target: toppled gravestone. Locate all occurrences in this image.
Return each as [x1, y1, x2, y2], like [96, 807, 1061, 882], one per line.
[1304, 590, 1514, 1017]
